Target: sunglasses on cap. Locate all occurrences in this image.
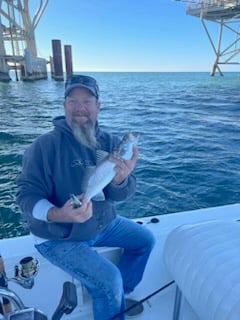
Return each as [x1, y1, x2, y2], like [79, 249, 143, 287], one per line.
[65, 75, 99, 99]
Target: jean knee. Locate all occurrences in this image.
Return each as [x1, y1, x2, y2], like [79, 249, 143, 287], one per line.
[108, 266, 124, 297]
[91, 263, 123, 299]
[143, 229, 156, 251]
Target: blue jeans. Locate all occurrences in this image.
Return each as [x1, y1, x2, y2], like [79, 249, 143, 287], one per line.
[35, 215, 155, 320]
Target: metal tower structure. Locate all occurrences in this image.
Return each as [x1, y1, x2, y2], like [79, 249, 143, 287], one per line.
[0, 0, 49, 81]
[178, 0, 240, 75]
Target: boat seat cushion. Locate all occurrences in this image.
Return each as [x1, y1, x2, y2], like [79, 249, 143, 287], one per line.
[163, 220, 240, 320]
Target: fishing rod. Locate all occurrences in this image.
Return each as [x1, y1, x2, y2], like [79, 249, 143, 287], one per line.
[110, 280, 175, 319]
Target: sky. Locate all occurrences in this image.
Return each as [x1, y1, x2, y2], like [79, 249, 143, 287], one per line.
[31, 0, 237, 72]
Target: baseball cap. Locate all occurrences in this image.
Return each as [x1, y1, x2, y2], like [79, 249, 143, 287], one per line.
[65, 75, 99, 99]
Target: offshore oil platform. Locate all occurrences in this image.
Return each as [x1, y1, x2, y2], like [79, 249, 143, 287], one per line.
[178, 0, 240, 75]
[0, 0, 72, 82]
[1, 1, 240, 79]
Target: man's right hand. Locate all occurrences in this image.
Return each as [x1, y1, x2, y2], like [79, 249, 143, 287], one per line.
[47, 195, 92, 223]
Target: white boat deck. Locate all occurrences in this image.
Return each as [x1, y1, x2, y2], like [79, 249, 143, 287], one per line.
[1, 203, 240, 319]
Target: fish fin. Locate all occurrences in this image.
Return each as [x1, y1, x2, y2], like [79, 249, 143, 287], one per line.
[96, 149, 109, 164]
[92, 191, 106, 201]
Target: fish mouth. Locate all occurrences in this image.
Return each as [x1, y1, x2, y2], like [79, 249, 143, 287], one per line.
[127, 132, 140, 141]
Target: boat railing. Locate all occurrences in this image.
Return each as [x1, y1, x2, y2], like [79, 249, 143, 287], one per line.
[0, 286, 25, 311]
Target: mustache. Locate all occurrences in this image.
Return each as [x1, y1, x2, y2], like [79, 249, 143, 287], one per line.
[73, 112, 89, 117]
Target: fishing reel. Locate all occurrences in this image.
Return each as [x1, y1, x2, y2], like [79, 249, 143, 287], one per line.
[12, 256, 39, 289]
[0, 255, 47, 320]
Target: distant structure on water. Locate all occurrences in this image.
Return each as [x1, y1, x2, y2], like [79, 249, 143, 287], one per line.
[2, 1, 239, 79]
[177, 0, 240, 75]
[0, 0, 72, 82]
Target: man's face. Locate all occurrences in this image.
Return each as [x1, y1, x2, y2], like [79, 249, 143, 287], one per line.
[64, 87, 100, 128]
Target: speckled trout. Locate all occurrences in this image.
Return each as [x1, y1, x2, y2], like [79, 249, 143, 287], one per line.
[70, 132, 139, 208]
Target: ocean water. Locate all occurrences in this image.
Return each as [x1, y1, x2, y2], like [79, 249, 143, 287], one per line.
[0, 72, 240, 239]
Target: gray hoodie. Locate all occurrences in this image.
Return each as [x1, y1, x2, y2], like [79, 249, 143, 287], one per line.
[16, 116, 136, 240]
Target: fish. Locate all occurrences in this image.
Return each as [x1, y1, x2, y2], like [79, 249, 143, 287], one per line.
[70, 132, 139, 208]
[84, 132, 139, 201]
[70, 194, 82, 208]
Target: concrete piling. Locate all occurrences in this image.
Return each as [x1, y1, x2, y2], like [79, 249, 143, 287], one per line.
[51, 39, 64, 81]
[64, 45, 73, 80]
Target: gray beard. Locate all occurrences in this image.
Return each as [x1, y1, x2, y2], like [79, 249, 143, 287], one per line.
[72, 121, 98, 148]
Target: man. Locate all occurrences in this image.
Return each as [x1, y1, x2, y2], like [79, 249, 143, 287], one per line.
[16, 74, 155, 320]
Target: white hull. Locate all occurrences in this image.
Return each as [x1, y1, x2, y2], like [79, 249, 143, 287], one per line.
[1, 203, 240, 320]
